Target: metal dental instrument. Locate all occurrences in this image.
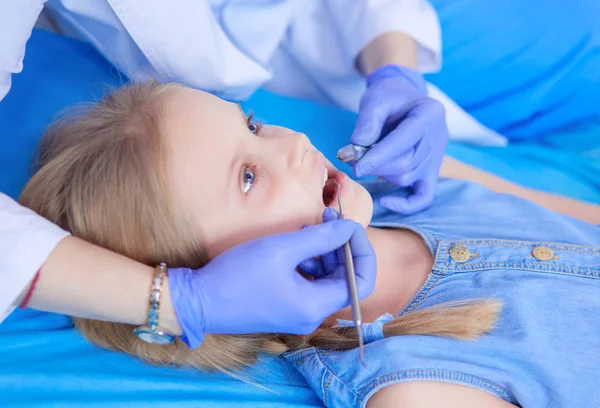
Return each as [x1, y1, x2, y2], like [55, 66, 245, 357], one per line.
[336, 144, 370, 163]
[333, 180, 366, 366]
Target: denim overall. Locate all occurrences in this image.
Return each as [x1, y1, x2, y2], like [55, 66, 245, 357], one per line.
[284, 179, 600, 408]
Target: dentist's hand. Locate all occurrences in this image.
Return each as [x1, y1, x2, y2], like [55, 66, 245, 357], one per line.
[351, 65, 449, 214]
[168, 211, 377, 348]
[300, 208, 376, 289]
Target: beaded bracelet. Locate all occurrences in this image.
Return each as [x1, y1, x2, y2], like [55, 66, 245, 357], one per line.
[133, 263, 175, 344]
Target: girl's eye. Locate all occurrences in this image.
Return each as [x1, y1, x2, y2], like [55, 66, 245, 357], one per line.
[248, 121, 261, 135]
[246, 113, 262, 135]
[242, 166, 256, 194]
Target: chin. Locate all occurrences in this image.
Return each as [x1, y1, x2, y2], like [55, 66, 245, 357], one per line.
[349, 180, 373, 227]
[321, 159, 372, 227]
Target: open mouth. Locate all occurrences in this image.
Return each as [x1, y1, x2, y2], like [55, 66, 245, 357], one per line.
[322, 178, 337, 206]
[322, 166, 345, 207]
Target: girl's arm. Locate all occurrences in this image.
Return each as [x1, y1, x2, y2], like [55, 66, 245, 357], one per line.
[21, 235, 182, 336]
[367, 381, 517, 408]
[440, 156, 600, 224]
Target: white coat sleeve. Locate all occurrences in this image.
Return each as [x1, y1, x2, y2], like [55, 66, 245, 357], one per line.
[0, 0, 46, 102]
[0, 194, 70, 322]
[0, 1, 71, 322]
[284, 0, 441, 81]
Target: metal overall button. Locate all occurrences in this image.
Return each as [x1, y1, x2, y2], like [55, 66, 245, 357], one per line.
[449, 244, 471, 263]
[532, 246, 558, 261]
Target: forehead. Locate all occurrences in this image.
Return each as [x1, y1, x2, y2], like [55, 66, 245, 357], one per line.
[164, 88, 241, 132]
[162, 88, 243, 160]
[161, 88, 243, 207]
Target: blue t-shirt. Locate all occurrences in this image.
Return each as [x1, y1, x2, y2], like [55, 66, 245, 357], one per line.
[284, 179, 600, 408]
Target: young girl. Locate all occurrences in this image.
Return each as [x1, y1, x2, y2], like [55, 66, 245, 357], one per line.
[19, 82, 600, 408]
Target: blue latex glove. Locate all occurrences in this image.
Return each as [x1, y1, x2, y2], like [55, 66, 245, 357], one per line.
[352, 65, 449, 214]
[299, 208, 375, 282]
[168, 211, 377, 348]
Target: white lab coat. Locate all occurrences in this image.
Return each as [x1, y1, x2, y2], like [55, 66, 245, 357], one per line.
[42, 0, 441, 108]
[0, 0, 504, 322]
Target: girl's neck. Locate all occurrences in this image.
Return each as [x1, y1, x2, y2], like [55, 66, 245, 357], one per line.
[327, 226, 433, 324]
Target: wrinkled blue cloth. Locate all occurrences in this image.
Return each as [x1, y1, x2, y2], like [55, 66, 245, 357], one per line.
[426, 0, 600, 141]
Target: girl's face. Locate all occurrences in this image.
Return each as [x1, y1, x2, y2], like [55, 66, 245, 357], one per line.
[163, 88, 373, 257]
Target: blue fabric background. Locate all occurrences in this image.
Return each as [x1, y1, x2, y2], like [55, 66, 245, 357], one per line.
[426, 0, 600, 141]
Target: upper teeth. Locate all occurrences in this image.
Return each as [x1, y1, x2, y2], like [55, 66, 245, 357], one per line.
[323, 168, 328, 187]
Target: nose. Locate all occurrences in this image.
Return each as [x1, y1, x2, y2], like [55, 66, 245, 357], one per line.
[286, 132, 312, 170]
[264, 130, 310, 166]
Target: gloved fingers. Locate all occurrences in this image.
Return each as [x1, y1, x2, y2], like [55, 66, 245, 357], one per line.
[381, 149, 435, 187]
[323, 208, 373, 263]
[379, 177, 436, 215]
[320, 221, 376, 291]
[347, 222, 375, 258]
[320, 207, 343, 271]
[367, 136, 432, 180]
[298, 257, 326, 277]
[351, 91, 414, 147]
[276, 218, 357, 265]
[410, 136, 433, 171]
[297, 223, 328, 277]
[347, 222, 377, 298]
[304, 208, 371, 278]
[314, 222, 377, 297]
[322, 207, 340, 222]
[350, 98, 388, 147]
[362, 148, 415, 178]
[293, 278, 350, 333]
[321, 248, 340, 271]
[354, 107, 431, 177]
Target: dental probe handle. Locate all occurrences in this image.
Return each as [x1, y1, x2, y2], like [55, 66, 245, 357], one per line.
[343, 240, 366, 366]
[332, 179, 367, 366]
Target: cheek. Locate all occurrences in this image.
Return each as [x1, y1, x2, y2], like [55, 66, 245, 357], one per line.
[202, 192, 322, 257]
[260, 200, 321, 234]
[345, 181, 373, 227]
[270, 188, 323, 228]
[265, 178, 325, 227]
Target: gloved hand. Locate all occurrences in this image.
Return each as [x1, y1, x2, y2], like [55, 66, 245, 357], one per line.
[299, 208, 374, 284]
[351, 65, 449, 214]
[168, 211, 377, 348]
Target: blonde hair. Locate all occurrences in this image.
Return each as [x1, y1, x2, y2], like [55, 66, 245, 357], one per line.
[19, 81, 501, 373]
